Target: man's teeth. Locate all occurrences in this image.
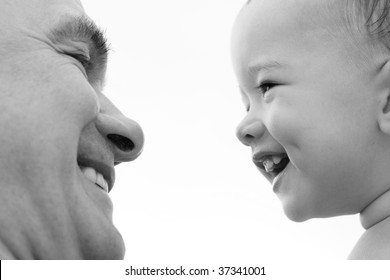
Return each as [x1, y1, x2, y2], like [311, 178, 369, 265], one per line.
[80, 166, 109, 192]
[263, 155, 283, 173]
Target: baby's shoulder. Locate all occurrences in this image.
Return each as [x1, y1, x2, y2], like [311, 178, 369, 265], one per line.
[348, 217, 390, 259]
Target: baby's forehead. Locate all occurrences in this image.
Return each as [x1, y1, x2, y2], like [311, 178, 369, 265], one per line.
[237, 0, 373, 52]
[243, 0, 386, 41]
[237, 1, 340, 43]
[232, 0, 383, 77]
[243, 0, 345, 30]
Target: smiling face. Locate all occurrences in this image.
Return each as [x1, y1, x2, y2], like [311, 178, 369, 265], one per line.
[0, 0, 144, 259]
[232, 0, 390, 221]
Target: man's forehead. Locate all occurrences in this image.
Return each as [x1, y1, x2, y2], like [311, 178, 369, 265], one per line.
[0, 0, 85, 33]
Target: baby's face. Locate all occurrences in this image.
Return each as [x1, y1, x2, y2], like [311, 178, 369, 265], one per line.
[232, 0, 387, 221]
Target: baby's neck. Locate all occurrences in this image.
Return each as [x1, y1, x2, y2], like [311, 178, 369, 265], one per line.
[360, 188, 390, 229]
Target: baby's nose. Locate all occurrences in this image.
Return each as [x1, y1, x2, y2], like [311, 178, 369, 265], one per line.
[236, 117, 265, 146]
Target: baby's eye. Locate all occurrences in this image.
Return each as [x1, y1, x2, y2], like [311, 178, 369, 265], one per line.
[257, 81, 277, 96]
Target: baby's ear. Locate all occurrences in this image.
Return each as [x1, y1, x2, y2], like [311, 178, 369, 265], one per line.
[378, 93, 390, 134]
[377, 60, 390, 134]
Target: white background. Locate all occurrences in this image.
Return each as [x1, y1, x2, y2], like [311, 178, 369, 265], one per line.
[81, 0, 363, 263]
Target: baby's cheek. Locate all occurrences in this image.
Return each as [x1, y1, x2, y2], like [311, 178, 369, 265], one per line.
[267, 109, 301, 149]
[267, 107, 327, 170]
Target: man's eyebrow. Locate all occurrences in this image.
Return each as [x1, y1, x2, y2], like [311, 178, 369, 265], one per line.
[48, 15, 109, 67]
[248, 61, 285, 74]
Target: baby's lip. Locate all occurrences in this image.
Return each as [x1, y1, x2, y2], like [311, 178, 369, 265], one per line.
[252, 150, 287, 164]
[252, 151, 289, 181]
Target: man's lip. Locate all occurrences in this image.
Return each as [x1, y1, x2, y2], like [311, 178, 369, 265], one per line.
[77, 157, 115, 192]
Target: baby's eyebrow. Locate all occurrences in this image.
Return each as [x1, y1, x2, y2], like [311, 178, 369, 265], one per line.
[249, 60, 284, 74]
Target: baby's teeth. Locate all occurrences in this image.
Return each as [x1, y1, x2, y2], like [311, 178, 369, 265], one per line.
[272, 155, 282, 165]
[263, 159, 275, 172]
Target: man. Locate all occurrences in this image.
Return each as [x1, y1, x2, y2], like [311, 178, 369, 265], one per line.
[0, 0, 144, 259]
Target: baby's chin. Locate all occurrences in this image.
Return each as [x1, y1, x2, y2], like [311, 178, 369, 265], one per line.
[280, 197, 355, 223]
[278, 194, 327, 222]
[282, 205, 311, 223]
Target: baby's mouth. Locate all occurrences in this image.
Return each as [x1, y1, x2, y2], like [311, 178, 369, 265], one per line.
[263, 155, 289, 174]
[253, 153, 290, 178]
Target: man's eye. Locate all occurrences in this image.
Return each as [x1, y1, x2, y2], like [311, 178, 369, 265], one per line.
[257, 81, 277, 96]
[67, 53, 91, 69]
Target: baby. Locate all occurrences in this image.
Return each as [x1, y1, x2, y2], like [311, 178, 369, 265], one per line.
[231, 0, 390, 259]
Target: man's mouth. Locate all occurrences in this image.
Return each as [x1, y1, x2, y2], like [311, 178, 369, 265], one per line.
[79, 166, 109, 193]
[77, 158, 115, 193]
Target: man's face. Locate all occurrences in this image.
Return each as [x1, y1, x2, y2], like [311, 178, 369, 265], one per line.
[232, 0, 388, 221]
[0, 0, 144, 259]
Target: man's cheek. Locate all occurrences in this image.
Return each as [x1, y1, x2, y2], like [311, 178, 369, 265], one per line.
[52, 67, 100, 126]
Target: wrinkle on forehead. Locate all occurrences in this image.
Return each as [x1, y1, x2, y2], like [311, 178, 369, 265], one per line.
[0, 0, 85, 35]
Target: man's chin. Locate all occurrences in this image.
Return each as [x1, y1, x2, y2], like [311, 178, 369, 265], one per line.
[76, 169, 114, 220]
[67, 175, 124, 259]
[85, 242, 125, 260]
[77, 221, 125, 259]
[97, 229, 125, 260]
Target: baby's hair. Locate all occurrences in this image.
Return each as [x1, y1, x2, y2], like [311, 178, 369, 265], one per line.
[352, 0, 390, 48]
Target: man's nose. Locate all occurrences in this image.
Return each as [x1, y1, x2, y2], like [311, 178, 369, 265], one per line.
[236, 113, 265, 146]
[96, 95, 144, 163]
